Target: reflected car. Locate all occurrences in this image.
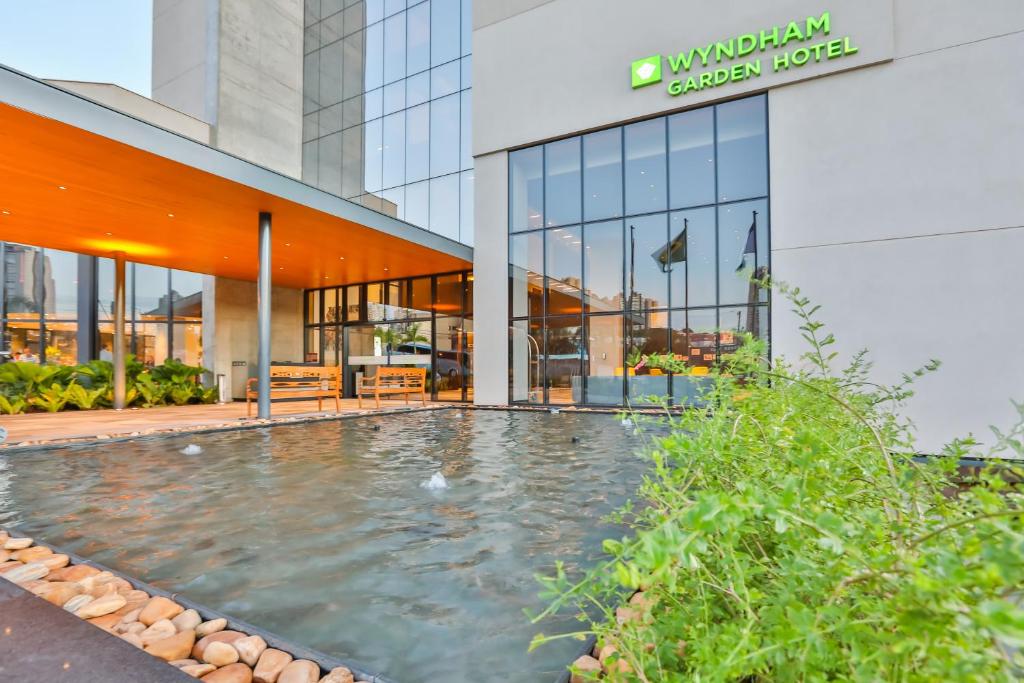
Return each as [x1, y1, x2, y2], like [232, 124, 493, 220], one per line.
[393, 342, 468, 385]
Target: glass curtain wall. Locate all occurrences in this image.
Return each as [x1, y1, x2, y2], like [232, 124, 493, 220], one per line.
[0, 243, 78, 364]
[304, 270, 472, 401]
[1, 243, 204, 366]
[97, 260, 204, 367]
[302, 0, 474, 245]
[508, 95, 770, 406]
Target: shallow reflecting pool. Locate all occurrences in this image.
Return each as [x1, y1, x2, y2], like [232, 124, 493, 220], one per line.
[0, 409, 651, 682]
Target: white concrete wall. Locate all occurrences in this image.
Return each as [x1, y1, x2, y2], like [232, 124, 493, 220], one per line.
[473, 0, 894, 156]
[770, 1, 1024, 452]
[203, 276, 304, 399]
[152, 0, 304, 177]
[471, 0, 1024, 453]
[152, 0, 219, 124]
[215, 0, 304, 178]
[46, 80, 211, 143]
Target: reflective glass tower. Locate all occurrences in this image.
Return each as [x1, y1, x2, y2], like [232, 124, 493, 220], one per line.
[302, 0, 473, 245]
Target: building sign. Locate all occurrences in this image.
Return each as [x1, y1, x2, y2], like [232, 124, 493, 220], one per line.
[631, 11, 859, 97]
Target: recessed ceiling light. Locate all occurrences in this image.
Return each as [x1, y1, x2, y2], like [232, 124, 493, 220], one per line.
[105, 232, 112, 236]
[384, 267, 389, 271]
[223, 256, 229, 260]
[167, 213, 175, 218]
[58, 185, 67, 190]
[1, 210, 9, 215]
[339, 256, 345, 260]
[278, 267, 284, 270]
[284, 242, 291, 247]
[324, 276, 330, 279]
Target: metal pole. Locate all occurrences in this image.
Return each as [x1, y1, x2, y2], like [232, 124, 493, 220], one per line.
[113, 251, 127, 410]
[257, 212, 272, 418]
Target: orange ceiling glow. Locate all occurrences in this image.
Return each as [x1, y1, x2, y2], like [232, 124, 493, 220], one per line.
[0, 102, 470, 288]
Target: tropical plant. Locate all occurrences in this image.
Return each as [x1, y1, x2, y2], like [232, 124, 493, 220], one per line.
[625, 348, 644, 370]
[150, 358, 203, 384]
[400, 322, 429, 346]
[100, 384, 139, 408]
[0, 393, 27, 415]
[374, 326, 400, 353]
[28, 381, 71, 413]
[0, 358, 211, 413]
[0, 362, 70, 398]
[63, 382, 106, 411]
[533, 284, 1024, 682]
[195, 385, 219, 404]
[134, 372, 170, 408]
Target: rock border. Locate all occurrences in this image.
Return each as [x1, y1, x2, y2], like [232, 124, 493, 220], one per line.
[0, 526, 395, 683]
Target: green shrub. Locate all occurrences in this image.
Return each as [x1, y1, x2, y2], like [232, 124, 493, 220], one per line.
[534, 284, 1024, 682]
[135, 372, 170, 408]
[64, 382, 106, 410]
[0, 393, 27, 415]
[27, 381, 71, 413]
[0, 357, 212, 413]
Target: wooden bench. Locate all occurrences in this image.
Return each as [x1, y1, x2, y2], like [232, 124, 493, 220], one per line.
[357, 366, 427, 409]
[246, 365, 341, 417]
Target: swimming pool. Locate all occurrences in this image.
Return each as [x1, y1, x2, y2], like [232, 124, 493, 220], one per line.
[0, 409, 649, 682]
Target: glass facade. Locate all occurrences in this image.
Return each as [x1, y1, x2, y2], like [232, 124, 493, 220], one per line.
[304, 270, 472, 401]
[1, 243, 79, 364]
[0, 241, 203, 366]
[97, 260, 204, 367]
[508, 95, 770, 406]
[302, 0, 474, 245]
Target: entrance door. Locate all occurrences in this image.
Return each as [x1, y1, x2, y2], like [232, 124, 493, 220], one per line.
[343, 325, 377, 399]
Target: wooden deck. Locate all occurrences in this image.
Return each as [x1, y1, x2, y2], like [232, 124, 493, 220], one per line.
[0, 398, 455, 448]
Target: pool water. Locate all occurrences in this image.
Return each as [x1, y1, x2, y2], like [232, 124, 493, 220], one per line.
[0, 409, 650, 682]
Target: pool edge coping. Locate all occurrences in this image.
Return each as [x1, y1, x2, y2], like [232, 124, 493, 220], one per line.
[0, 403, 645, 453]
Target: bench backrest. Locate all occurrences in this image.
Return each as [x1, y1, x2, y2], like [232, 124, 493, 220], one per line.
[372, 366, 426, 388]
[267, 365, 341, 389]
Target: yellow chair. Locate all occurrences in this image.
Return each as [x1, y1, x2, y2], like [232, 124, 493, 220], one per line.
[691, 366, 710, 376]
[649, 368, 663, 376]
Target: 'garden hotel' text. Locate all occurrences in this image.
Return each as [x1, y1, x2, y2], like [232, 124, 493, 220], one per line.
[632, 11, 860, 97]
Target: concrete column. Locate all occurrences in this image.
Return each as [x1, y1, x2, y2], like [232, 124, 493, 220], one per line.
[472, 152, 510, 405]
[257, 212, 272, 418]
[112, 252, 127, 410]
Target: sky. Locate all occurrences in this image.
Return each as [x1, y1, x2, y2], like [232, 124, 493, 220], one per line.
[0, 1, 152, 96]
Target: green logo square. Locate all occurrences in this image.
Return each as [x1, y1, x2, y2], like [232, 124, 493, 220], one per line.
[631, 55, 662, 88]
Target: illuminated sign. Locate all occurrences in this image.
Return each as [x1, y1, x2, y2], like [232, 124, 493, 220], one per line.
[630, 11, 859, 97]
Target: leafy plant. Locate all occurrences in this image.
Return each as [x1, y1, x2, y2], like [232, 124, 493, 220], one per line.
[195, 385, 219, 404]
[75, 355, 144, 391]
[400, 322, 429, 345]
[0, 357, 208, 413]
[168, 384, 195, 406]
[0, 362, 69, 398]
[0, 393, 27, 415]
[150, 358, 203, 385]
[533, 283, 1024, 682]
[100, 385, 139, 409]
[28, 381, 70, 413]
[64, 382, 106, 410]
[134, 373, 170, 408]
[374, 326, 400, 353]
